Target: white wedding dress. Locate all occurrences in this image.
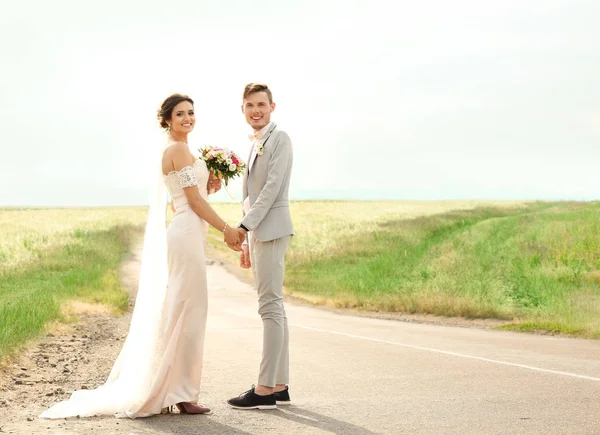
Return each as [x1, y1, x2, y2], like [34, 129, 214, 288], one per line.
[41, 159, 210, 419]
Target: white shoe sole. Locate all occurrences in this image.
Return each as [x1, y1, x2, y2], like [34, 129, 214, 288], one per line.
[228, 404, 277, 410]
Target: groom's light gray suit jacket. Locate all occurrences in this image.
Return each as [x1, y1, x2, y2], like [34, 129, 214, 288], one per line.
[240, 123, 294, 242]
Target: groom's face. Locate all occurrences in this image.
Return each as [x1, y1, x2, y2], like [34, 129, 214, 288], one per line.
[242, 91, 275, 131]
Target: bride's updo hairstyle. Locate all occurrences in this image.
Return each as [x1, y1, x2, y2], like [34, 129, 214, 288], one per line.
[157, 94, 194, 130]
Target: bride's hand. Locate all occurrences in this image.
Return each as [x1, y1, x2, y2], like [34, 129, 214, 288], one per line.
[224, 225, 242, 251]
[207, 173, 222, 195]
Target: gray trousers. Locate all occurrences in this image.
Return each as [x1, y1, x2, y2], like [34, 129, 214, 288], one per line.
[250, 233, 291, 387]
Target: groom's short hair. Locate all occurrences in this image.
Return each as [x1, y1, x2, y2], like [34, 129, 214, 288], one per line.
[243, 83, 273, 104]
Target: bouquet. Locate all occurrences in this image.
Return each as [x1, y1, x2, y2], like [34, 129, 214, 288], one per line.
[198, 146, 246, 186]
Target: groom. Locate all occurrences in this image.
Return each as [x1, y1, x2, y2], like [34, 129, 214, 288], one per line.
[227, 83, 295, 410]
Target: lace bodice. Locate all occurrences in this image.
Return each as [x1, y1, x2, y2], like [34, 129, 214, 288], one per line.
[163, 159, 209, 210]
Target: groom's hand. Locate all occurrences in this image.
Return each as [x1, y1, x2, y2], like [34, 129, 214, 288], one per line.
[240, 244, 251, 269]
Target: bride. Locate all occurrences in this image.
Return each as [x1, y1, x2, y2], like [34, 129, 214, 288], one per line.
[40, 93, 244, 419]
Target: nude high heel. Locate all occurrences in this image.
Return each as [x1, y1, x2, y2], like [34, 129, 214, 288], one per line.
[174, 402, 211, 414]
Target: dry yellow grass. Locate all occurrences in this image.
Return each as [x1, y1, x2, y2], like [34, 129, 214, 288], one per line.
[206, 199, 528, 265]
[0, 207, 147, 360]
[0, 207, 147, 273]
[209, 200, 600, 338]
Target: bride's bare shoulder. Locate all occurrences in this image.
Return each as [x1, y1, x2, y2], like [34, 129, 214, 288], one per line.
[164, 141, 188, 152]
[163, 142, 196, 170]
[163, 142, 190, 160]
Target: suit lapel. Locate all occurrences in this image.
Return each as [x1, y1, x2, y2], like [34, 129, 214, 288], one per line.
[245, 144, 254, 170]
[242, 135, 256, 199]
[242, 167, 248, 199]
[261, 122, 277, 146]
[249, 123, 277, 173]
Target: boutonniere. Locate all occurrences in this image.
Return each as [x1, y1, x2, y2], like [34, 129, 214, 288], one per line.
[255, 143, 264, 156]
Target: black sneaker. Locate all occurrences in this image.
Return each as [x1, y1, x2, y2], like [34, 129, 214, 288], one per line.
[274, 386, 291, 406]
[227, 385, 277, 410]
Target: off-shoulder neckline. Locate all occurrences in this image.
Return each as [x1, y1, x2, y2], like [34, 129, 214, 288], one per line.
[163, 159, 204, 177]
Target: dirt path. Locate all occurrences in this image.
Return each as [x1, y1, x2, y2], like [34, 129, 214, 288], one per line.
[0, 248, 162, 434]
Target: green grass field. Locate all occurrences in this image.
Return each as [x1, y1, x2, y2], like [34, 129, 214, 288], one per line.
[208, 200, 600, 339]
[0, 208, 147, 361]
[1, 200, 599, 362]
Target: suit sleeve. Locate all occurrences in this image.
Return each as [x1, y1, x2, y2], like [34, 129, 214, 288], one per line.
[240, 132, 292, 231]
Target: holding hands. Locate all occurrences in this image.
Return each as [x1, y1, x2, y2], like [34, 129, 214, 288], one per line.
[224, 225, 246, 252]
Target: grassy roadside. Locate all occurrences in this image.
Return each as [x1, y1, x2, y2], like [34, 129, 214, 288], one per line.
[207, 201, 600, 338]
[0, 208, 147, 361]
[2, 199, 597, 365]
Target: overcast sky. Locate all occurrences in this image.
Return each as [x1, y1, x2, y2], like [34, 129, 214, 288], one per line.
[1, 0, 598, 206]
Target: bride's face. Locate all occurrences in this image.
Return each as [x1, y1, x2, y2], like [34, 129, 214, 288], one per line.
[168, 101, 195, 134]
[242, 91, 275, 131]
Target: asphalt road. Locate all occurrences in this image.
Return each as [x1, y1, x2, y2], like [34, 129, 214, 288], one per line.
[197, 264, 600, 435]
[3, 256, 599, 435]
